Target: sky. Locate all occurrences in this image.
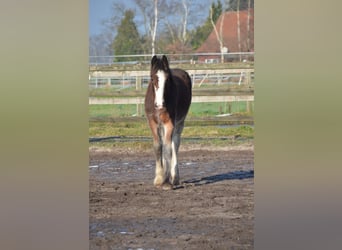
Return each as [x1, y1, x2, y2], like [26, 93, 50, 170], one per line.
[89, 0, 211, 37]
[89, 0, 141, 36]
[89, 0, 116, 36]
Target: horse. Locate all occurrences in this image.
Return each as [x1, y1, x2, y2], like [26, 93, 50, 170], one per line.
[144, 55, 192, 190]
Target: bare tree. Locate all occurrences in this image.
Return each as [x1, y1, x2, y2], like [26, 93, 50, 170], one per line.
[134, 0, 160, 55]
[101, 2, 127, 38]
[98, 2, 129, 57]
[94, 0, 210, 57]
[89, 33, 114, 64]
[162, 1, 189, 49]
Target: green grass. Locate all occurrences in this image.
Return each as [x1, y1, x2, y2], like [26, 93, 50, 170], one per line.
[89, 102, 254, 120]
[89, 120, 253, 139]
[89, 84, 254, 97]
[89, 104, 137, 118]
[89, 120, 149, 137]
[89, 120, 253, 149]
[187, 102, 250, 117]
[89, 102, 254, 149]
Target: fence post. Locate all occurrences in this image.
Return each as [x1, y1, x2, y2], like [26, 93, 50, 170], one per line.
[136, 76, 143, 116]
[246, 101, 253, 114]
[245, 71, 251, 85]
[136, 76, 142, 90]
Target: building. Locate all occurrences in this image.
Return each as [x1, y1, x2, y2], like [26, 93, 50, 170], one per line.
[196, 9, 254, 62]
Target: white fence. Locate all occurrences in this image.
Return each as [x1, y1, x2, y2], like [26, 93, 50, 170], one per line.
[89, 68, 254, 89]
[89, 52, 254, 66]
[89, 95, 254, 105]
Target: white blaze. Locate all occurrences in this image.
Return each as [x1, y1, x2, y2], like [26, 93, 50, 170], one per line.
[155, 70, 166, 108]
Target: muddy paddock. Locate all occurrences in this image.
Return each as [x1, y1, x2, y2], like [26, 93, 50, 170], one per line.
[89, 144, 254, 250]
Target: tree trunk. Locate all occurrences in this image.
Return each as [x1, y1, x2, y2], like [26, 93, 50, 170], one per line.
[210, 6, 224, 63]
[219, 11, 225, 63]
[237, 0, 242, 61]
[247, 0, 251, 52]
[151, 0, 158, 55]
[165, 22, 176, 44]
[181, 0, 188, 45]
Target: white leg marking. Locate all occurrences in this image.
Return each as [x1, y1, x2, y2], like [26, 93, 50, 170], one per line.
[162, 124, 170, 181]
[170, 140, 179, 184]
[155, 70, 166, 108]
[170, 141, 177, 174]
[154, 159, 164, 186]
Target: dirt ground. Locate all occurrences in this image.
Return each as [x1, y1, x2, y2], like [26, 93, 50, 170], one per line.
[89, 143, 254, 250]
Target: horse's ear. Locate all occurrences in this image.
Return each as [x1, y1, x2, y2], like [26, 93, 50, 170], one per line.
[151, 55, 158, 66]
[162, 55, 169, 70]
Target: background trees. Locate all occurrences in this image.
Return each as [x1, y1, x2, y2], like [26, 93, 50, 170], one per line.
[112, 10, 143, 61]
[90, 0, 254, 57]
[190, 0, 222, 50]
[226, 0, 254, 11]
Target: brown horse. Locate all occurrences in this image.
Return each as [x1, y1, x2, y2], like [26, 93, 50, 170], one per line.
[144, 55, 192, 190]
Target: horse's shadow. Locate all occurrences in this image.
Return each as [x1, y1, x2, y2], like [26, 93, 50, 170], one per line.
[176, 170, 254, 189]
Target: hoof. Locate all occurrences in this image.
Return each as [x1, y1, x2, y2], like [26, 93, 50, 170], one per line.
[161, 183, 173, 190]
[171, 179, 180, 186]
[155, 182, 173, 190]
[153, 176, 164, 187]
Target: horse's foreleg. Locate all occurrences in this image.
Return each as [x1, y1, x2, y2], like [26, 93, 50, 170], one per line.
[161, 120, 174, 189]
[149, 120, 164, 187]
[153, 139, 164, 187]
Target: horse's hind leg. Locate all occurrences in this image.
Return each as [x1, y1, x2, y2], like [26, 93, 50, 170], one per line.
[170, 140, 179, 185]
[170, 120, 184, 185]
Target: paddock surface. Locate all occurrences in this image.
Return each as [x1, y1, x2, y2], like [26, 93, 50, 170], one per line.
[89, 144, 254, 250]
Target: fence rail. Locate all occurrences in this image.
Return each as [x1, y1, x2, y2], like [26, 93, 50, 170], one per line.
[89, 95, 254, 105]
[89, 53, 255, 117]
[89, 52, 254, 65]
[89, 68, 254, 88]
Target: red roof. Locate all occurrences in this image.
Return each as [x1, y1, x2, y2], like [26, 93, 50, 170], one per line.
[196, 9, 254, 54]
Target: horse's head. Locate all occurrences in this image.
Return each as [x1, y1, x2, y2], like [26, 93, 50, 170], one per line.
[150, 55, 170, 109]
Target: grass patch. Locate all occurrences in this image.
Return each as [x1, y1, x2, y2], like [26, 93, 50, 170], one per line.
[89, 102, 254, 120]
[89, 84, 254, 98]
[89, 104, 137, 118]
[187, 102, 249, 117]
[89, 119, 254, 149]
[90, 141, 152, 151]
[89, 104, 254, 149]
[183, 125, 253, 138]
[89, 120, 253, 139]
[89, 120, 150, 137]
